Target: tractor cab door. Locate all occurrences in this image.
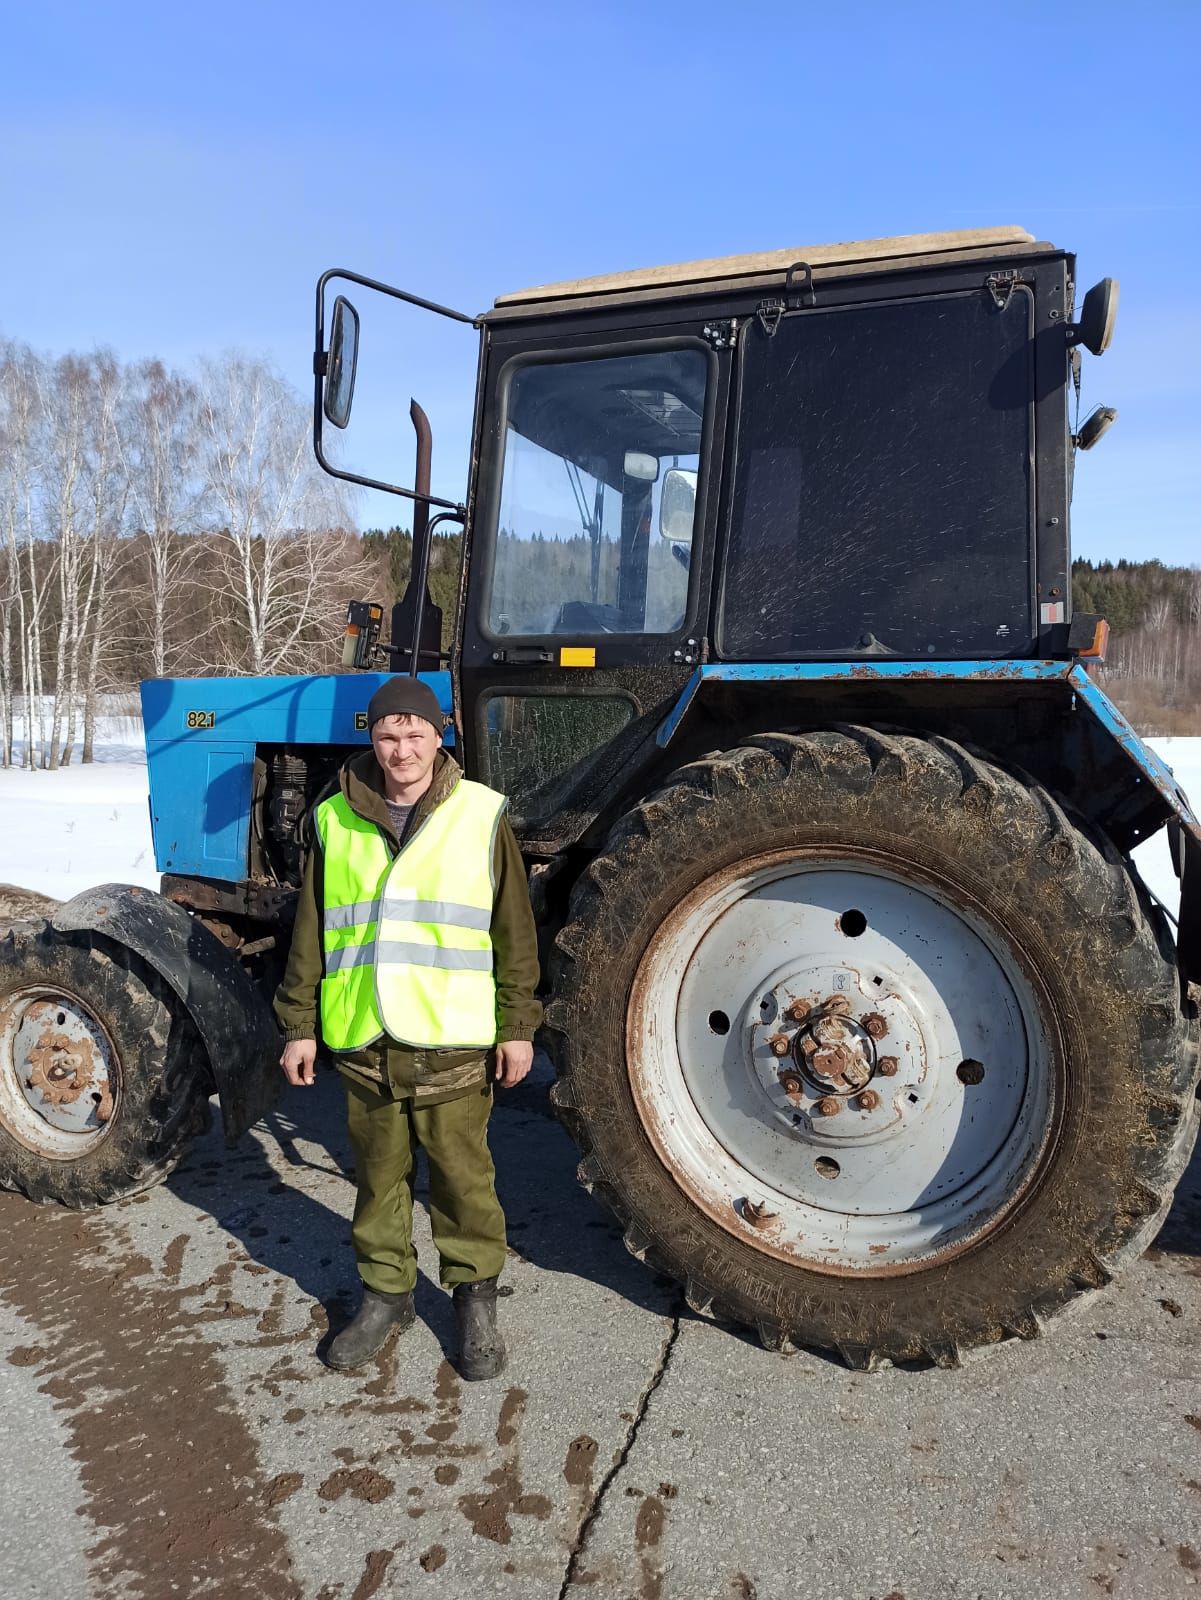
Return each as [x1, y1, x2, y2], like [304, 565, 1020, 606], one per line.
[458, 325, 730, 853]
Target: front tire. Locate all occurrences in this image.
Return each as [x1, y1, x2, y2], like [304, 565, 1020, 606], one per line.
[0, 923, 211, 1206]
[547, 729, 1199, 1367]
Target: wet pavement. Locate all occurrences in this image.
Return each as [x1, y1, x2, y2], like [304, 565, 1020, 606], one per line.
[1, 1057, 1199, 1600]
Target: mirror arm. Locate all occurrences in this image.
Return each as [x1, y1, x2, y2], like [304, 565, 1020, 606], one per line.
[312, 267, 474, 510]
[317, 266, 476, 328]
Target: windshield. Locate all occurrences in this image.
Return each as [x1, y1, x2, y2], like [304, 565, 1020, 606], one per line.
[487, 348, 708, 637]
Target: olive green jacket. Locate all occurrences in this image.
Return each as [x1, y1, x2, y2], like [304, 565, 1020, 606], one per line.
[273, 749, 542, 1103]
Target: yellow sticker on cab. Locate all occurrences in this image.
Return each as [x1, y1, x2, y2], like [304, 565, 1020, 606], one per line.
[559, 646, 596, 668]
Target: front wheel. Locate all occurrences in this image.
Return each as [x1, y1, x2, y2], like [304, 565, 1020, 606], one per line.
[0, 923, 210, 1206]
[547, 729, 1200, 1367]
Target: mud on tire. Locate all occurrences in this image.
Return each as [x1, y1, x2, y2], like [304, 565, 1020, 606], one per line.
[0, 922, 211, 1206]
[546, 728, 1201, 1368]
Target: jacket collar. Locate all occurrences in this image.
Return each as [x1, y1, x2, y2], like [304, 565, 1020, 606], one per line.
[340, 747, 461, 845]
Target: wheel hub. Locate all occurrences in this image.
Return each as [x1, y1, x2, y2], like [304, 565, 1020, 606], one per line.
[0, 990, 116, 1155]
[749, 968, 929, 1145]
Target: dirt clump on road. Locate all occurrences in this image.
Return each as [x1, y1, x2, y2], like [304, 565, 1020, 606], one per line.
[265, 1472, 305, 1506]
[317, 1466, 395, 1504]
[350, 1548, 395, 1599]
[563, 1433, 599, 1487]
[457, 1387, 551, 1545]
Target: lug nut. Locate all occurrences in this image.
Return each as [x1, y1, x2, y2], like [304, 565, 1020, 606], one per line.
[784, 998, 812, 1024]
[816, 1096, 842, 1117]
[768, 1033, 791, 1057]
[861, 1012, 888, 1039]
[877, 1056, 899, 1077]
[822, 994, 853, 1017]
[856, 1089, 880, 1111]
[779, 1073, 803, 1096]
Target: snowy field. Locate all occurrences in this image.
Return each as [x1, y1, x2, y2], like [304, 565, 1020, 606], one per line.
[0, 717, 1196, 920]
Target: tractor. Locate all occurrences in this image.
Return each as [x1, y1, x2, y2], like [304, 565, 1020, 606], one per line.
[3, 226, 1198, 1368]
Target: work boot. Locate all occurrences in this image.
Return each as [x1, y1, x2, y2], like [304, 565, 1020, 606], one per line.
[453, 1277, 506, 1381]
[326, 1287, 415, 1371]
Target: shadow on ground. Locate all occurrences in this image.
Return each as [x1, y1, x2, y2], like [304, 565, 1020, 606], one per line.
[164, 1051, 674, 1354]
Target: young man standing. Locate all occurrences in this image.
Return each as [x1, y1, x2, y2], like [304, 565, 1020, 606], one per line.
[274, 676, 540, 1380]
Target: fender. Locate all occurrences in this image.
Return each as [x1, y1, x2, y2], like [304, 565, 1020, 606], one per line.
[51, 883, 281, 1142]
[656, 660, 1201, 985]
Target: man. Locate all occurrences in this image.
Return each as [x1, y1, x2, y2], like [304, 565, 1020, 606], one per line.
[274, 676, 540, 1381]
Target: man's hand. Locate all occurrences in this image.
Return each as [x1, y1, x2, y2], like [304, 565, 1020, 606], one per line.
[494, 1041, 534, 1088]
[280, 1038, 317, 1087]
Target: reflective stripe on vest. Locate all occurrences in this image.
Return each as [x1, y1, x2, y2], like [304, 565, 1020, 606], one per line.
[315, 780, 506, 1051]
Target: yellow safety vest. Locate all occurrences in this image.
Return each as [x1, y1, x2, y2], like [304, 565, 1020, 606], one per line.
[315, 779, 506, 1051]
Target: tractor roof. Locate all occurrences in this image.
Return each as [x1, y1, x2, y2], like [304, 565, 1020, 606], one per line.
[490, 226, 1052, 316]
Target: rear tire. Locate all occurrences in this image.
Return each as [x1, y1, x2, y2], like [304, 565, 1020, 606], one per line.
[547, 729, 1200, 1367]
[0, 922, 211, 1206]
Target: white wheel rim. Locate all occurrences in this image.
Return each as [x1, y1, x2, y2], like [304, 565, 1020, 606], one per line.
[627, 853, 1056, 1273]
[0, 987, 118, 1158]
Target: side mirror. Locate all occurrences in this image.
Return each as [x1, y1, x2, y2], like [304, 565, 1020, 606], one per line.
[623, 450, 659, 482]
[1068, 277, 1119, 357]
[659, 467, 698, 543]
[323, 296, 360, 428]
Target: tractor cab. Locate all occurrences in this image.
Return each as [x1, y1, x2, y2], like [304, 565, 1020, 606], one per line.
[319, 227, 1133, 857]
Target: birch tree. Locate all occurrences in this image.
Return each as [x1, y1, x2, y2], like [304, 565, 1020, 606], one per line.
[196, 353, 360, 673]
[125, 359, 204, 679]
[78, 353, 135, 762]
[41, 353, 93, 767]
[0, 343, 54, 769]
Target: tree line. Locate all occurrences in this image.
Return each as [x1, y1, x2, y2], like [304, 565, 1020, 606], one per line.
[1074, 558, 1201, 734]
[0, 340, 380, 768]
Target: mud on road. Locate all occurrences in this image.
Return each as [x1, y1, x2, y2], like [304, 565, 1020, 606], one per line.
[1, 1060, 1200, 1600]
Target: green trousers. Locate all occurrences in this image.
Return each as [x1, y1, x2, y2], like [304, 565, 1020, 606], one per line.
[343, 1075, 507, 1295]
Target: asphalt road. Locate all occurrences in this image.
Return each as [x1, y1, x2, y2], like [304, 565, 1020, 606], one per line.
[1, 1056, 1199, 1600]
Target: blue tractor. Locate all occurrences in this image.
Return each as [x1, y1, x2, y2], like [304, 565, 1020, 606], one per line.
[3, 227, 1198, 1368]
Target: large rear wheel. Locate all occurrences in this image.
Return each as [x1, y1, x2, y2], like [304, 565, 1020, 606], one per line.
[547, 729, 1199, 1367]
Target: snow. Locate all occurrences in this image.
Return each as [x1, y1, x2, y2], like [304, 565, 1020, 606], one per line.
[0, 718, 1197, 922]
[0, 715, 158, 902]
[1134, 737, 1200, 918]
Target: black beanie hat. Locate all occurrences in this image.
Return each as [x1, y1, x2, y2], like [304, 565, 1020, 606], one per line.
[367, 676, 444, 735]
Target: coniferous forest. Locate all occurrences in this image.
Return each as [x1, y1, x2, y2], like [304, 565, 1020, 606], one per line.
[1073, 558, 1201, 733]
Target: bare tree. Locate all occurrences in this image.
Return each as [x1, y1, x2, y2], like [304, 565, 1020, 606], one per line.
[125, 359, 204, 680]
[78, 353, 136, 761]
[0, 342, 56, 769]
[0, 342, 28, 765]
[40, 353, 93, 768]
[196, 353, 359, 673]
[32, 351, 134, 766]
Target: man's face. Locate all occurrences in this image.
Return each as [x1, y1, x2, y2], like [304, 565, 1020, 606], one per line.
[370, 713, 440, 790]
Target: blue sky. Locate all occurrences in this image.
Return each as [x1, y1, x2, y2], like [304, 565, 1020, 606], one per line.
[4, 0, 1198, 565]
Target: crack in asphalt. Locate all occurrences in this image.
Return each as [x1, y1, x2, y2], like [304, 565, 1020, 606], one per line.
[556, 1299, 684, 1598]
